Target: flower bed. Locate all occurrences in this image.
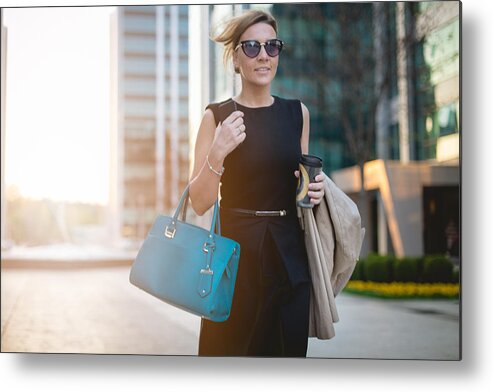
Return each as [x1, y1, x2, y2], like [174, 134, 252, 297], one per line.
[344, 280, 460, 299]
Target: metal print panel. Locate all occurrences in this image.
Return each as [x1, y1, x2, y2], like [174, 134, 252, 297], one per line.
[0, 1, 461, 360]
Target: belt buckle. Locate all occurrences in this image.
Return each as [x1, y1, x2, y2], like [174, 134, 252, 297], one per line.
[255, 210, 287, 217]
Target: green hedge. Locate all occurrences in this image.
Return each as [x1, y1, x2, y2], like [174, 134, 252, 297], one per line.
[393, 257, 420, 282]
[422, 255, 453, 283]
[350, 254, 458, 284]
[350, 257, 367, 281]
[364, 253, 394, 283]
[452, 267, 460, 283]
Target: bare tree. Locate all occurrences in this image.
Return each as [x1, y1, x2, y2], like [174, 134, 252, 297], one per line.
[332, 3, 381, 198]
[314, 3, 392, 231]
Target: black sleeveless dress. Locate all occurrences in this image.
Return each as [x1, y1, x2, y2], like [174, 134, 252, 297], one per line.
[198, 96, 311, 357]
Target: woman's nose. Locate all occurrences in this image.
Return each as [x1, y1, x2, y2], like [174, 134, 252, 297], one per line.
[257, 45, 269, 60]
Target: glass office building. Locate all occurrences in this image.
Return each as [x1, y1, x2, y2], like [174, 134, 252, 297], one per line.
[271, 3, 367, 174]
[268, 1, 460, 258]
[270, 2, 459, 171]
[110, 5, 190, 242]
[413, 2, 459, 161]
[196, 2, 460, 258]
[258, 2, 460, 258]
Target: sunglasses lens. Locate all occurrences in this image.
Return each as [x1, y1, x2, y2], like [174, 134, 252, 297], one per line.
[265, 40, 282, 57]
[240, 40, 283, 58]
[243, 41, 261, 58]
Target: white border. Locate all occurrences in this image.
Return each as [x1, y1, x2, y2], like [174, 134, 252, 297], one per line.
[1, 0, 492, 390]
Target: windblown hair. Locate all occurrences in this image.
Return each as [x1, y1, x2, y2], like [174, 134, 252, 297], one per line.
[212, 10, 278, 71]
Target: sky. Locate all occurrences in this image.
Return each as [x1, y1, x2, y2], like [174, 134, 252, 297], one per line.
[3, 6, 115, 204]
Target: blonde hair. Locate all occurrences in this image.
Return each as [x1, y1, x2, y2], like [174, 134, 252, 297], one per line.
[212, 10, 278, 72]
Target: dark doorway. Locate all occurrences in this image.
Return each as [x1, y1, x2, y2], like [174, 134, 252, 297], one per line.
[423, 186, 460, 256]
[369, 191, 378, 253]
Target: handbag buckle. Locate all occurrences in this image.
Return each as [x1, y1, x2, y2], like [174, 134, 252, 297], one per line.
[198, 268, 214, 297]
[165, 226, 176, 239]
[200, 268, 214, 276]
[202, 242, 216, 253]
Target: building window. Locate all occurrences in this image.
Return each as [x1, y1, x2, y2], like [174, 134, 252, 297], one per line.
[436, 103, 458, 136]
[389, 123, 400, 160]
[124, 15, 156, 33]
[124, 57, 156, 75]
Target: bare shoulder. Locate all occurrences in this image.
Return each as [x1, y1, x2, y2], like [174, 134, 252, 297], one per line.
[193, 108, 217, 151]
[191, 108, 218, 180]
[202, 108, 216, 127]
[299, 101, 310, 154]
[196, 108, 217, 140]
[300, 101, 310, 130]
[300, 101, 310, 118]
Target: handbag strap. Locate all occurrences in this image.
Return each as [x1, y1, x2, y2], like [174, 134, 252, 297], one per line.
[171, 185, 221, 237]
[181, 195, 189, 222]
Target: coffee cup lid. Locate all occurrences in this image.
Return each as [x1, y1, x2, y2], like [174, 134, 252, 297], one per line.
[301, 154, 323, 168]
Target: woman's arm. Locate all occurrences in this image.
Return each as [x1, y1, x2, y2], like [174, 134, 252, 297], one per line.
[299, 101, 325, 205]
[300, 102, 310, 155]
[189, 108, 245, 216]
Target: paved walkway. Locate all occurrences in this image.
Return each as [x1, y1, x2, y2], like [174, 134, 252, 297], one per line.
[1, 265, 460, 359]
[308, 294, 460, 360]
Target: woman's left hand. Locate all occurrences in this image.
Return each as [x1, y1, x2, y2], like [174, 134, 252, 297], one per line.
[294, 171, 326, 205]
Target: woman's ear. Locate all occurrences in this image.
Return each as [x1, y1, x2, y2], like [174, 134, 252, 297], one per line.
[233, 51, 240, 74]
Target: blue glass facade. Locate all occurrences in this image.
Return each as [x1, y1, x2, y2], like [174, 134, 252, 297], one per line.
[266, 2, 459, 171]
[413, 5, 459, 161]
[271, 3, 375, 174]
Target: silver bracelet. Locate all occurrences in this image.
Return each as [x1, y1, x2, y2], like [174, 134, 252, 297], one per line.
[206, 155, 224, 176]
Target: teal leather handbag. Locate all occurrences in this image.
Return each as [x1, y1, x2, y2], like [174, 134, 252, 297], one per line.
[129, 185, 240, 322]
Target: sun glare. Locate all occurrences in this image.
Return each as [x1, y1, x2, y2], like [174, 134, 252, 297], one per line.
[4, 7, 115, 205]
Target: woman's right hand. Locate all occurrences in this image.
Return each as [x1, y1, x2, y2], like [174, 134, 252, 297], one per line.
[189, 109, 245, 216]
[211, 110, 246, 159]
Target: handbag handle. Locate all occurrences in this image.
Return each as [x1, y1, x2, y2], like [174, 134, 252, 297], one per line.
[181, 190, 221, 235]
[167, 185, 221, 238]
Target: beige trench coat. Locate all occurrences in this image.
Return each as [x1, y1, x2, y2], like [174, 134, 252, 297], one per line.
[299, 174, 365, 340]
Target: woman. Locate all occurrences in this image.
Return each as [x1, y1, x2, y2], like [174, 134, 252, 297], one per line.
[189, 9, 325, 357]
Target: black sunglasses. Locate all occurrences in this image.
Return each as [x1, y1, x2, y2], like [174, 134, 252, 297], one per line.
[234, 39, 284, 58]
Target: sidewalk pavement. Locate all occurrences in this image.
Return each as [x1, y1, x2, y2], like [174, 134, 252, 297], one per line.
[1, 244, 137, 268]
[308, 294, 460, 360]
[1, 262, 460, 359]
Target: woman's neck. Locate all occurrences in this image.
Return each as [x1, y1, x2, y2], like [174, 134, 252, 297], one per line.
[235, 85, 273, 108]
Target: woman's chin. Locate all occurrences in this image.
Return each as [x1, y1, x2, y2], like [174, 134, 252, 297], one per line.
[242, 75, 276, 88]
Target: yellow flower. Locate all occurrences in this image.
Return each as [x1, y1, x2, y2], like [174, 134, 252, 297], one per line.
[345, 280, 459, 298]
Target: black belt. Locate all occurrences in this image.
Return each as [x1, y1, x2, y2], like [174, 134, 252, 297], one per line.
[223, 208, 288, 217]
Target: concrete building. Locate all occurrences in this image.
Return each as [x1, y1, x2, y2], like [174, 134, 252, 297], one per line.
[110, 5, 190, 243]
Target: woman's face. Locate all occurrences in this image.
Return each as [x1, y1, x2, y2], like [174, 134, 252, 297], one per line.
[233, 22, 279, 88]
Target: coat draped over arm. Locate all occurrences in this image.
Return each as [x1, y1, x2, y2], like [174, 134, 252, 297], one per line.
[300, 174, 366, 340]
